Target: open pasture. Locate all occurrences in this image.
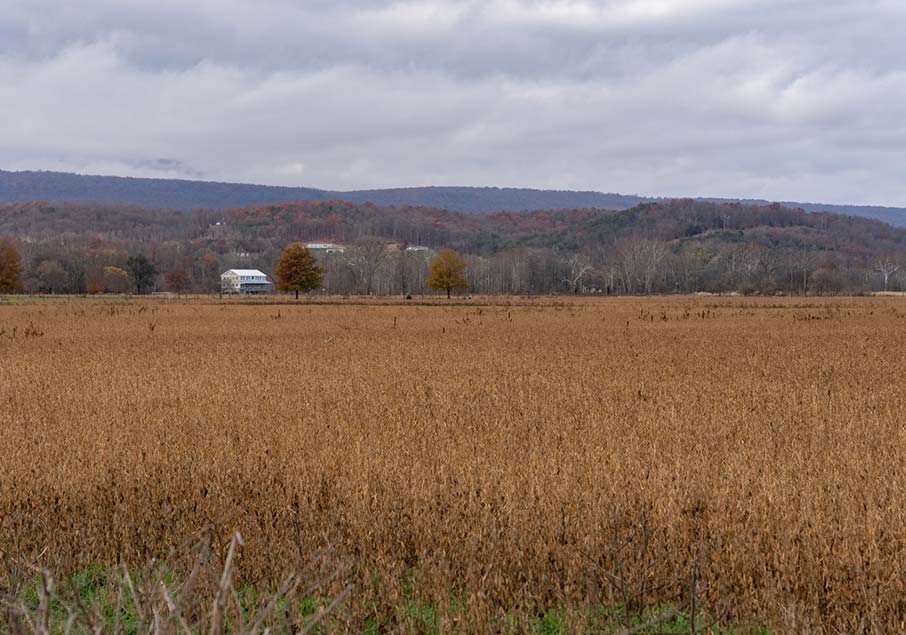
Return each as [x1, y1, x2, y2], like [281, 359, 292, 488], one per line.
[2, 296, 906, 632]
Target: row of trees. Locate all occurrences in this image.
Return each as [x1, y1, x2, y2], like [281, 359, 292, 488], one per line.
[275, 243, 468, 298]
[0, 239, 183, 296]
[460, 240, 906, 296]
[2, 233, 905, 297]
[4, 197, 906, 294]
[306, 239, 906, 297]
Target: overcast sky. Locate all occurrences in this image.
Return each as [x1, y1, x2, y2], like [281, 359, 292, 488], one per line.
[2, 0, 905, 205]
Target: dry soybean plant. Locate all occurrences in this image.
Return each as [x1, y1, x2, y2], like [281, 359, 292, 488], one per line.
[2, 296, 906, 632]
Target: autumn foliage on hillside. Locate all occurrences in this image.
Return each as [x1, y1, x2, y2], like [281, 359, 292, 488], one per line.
[3, 198, 903, 254]
[3, 169, 905, 225]
[1, 198, 906, 295]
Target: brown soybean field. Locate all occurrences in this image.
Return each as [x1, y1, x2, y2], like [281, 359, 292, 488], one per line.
[2, 296, 906, 633]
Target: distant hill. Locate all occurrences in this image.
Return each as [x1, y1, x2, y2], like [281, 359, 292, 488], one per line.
[0, 169, 331, 210]
[4, 197, 905, 295]
[702, 198, 906, 230]
[1, 168, 904, 226]
[336, 186, 648, 214]
[3, 198, 904, 259]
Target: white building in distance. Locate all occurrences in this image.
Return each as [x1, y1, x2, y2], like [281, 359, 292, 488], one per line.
[305, 242, 345, 254]
[221, 269, 273, 295]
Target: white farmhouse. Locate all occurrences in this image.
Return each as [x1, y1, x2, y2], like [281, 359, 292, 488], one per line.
[220, 269, 273, 295]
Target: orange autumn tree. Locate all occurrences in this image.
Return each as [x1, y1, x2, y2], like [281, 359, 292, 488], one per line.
[428, 249, 468, 298]
[164, 269, 190, 295]
[0, 238, 23, 293]
[275, 242, 323, 299]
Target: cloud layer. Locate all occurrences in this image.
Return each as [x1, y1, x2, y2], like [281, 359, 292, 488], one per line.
[2, 0, 905, 205]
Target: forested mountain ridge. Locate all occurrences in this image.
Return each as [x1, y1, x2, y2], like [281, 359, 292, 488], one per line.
[2, 197, 906, 296]
[2, 169, 904, 226]
[4, 198, 904, 255]
[0, 169, 332, 210]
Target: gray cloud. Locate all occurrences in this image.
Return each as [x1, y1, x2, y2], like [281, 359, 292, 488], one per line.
[1, 0, 905, 205]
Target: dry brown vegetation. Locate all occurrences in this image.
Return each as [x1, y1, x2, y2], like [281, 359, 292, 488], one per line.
[2, 295, 906, 632]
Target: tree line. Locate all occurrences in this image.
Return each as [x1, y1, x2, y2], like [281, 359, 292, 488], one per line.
[2, 198, 906, 297]
[275, 242, 468, 299]
[2, 232, 904, 297]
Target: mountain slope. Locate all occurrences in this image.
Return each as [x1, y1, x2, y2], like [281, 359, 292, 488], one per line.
[334, 186, 648, 213]
[3, 198, 904, 258]
[0, 170, 331, 210]
[4, 198, 904, 296]
[1, 168, 904, 227]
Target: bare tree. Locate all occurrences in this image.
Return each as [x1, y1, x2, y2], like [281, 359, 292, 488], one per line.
[876, 255, 900, 292]
[196, 250, 220, 293]
[393, 249, 429, 296]
[321, 252, 357, 294]
[345, 237, 390, 295]
[787, 251, 818, 294]
[737, 244, 765, 280]
[674, 246, 714, 293]
[614, 238, 667, 294]
[508, 250, 531, 294]
[33, 259, 69, 293]
[717, 244, 745, 290]
[734, 244, 780, 294]
[562, 254, 593, 294]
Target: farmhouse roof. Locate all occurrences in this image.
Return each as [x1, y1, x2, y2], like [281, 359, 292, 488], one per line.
[223, 269, 268, 276]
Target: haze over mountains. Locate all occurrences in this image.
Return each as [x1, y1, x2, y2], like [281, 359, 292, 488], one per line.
[2, 169, 904, 228]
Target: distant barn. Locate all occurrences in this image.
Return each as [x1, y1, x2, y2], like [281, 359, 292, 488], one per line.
[220, 269, 273, 295]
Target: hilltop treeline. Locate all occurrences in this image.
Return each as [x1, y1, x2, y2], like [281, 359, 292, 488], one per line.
[4, 169, 906, 226]
[0, 170, 640, 213]
[1, 198, 905, 295]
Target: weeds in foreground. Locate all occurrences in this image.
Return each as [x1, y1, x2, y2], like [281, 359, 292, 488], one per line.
[1, 533, 353, 635]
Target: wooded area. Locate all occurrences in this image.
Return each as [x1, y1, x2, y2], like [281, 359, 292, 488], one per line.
[1, 198, 905, 296]
[3, 169, 905, 226]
